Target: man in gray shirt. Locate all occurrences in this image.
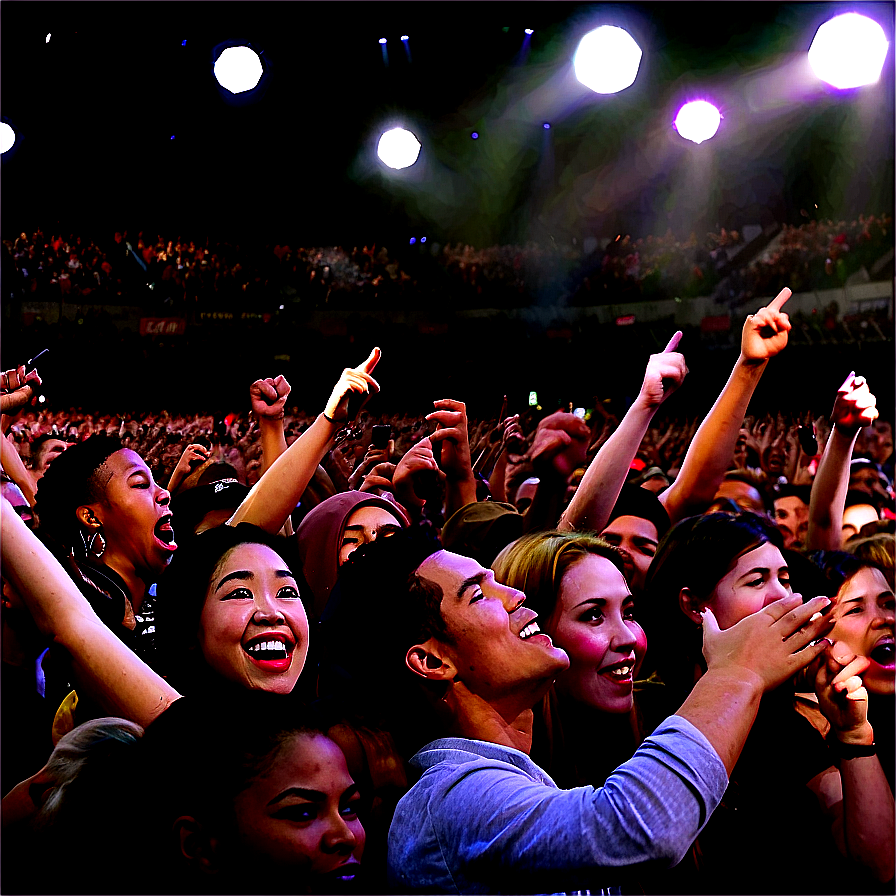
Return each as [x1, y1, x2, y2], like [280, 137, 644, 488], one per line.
[334, 532, 834, 895]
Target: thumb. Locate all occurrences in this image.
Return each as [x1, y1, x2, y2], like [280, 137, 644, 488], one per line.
[701, 605, 720, 638]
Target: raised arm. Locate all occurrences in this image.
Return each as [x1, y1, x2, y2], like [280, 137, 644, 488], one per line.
[807, 373, 879, 551]
[660, 287, 792, 524]
[0, 497, 181, 729]
[559, 331, 687, 533]
[249, 374, 292, 476]
[1, 433, 37, 506]
[426, 399, 477, 520]
[229, 348, 381, 534]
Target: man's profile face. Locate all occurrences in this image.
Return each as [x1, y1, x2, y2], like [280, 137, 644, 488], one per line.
[416, 550, 569, 704]
[774, 495, 809, 549]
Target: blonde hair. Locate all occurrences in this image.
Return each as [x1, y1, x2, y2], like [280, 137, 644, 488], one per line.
[845, 533, 895, 590]
[492, 530, 626, 623]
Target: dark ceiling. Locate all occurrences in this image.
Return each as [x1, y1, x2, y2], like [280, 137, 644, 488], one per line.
[2, 1, 893, 245]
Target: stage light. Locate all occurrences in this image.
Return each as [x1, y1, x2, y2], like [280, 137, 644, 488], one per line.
[808, 13, 889, 89]
[673, 101, 721, 144]
[525, 29, 534, 35]
[0, 122, 15, 154]
[379, 38, 387, 44]
[377, 127, 421, 169]
[420, 237, 427, 243]
[574, 25, 642, 94]
[409, 237, 417, 245]
[214, 45, 263, 94]
[401, 35, 409, 41]
[471, 132, 479, 139]
[46, 33, 51, 43]
[543, 122, 551, 129]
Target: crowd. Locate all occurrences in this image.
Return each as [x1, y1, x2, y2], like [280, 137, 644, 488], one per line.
[3, 212, 892, 314]
[1, 281, 894, 895]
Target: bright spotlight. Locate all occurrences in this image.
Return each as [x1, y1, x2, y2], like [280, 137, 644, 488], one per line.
[409, 237, 417, 245]
[379, 38, 387, 44]
[524, 28, 534, 35]
[574, 25, 642, 94]
[673, 101, 721, 144]
[401, 35, 409, 41]
[471, 131, 479, 139]
[543, 122, 551, 129]
[0, 122, 15, 154]
[808, 13, 889, 89]
[420, 237, 426, 243]
[377, 127, 421, 169]
[46, 33, 51, 43]
[214, 46, 263, 94]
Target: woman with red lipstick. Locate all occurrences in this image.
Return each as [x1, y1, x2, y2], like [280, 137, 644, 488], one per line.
[640, 511, 894, 894]
[491, 531, 660, 791]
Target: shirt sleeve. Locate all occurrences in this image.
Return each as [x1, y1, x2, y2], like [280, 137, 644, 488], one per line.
[434, 716, 728, 878]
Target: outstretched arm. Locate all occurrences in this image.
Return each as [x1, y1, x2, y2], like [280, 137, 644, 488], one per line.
[427, 399, 477, 520]
[559, 332, 687, 533]
[807, 373, 879, 551]
[660, 287, 792, 524]
[249, 374, 291, 477]
[0, 497, 181, 729]
[229, 348, 381, 533]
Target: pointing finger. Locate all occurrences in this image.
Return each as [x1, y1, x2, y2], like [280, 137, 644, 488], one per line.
[663, 331, 683, 353]
[358, 347, 381, 375]
[767, 286, 792, 313]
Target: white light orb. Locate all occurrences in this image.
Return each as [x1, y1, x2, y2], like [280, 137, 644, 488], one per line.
[46, 33, 51, 43]
[574, 25, 642, 95]
[214, 46, 263, 95]
[808, 13, 889, 89]
[0, 122, 15, 154]
[377, 127, 421, 169]
[674, 101, 721, 144]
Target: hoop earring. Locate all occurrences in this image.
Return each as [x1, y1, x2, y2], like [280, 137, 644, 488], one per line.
[88, 529, 107, 559]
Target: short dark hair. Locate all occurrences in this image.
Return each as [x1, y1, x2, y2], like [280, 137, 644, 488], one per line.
[33, 434, 123, 551]
[722, 468, 775, 514]
[774, 484, 811, 507]
[30, 433, 66, 469]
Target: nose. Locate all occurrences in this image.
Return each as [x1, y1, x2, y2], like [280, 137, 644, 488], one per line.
[321, 812, 358, 854]
[608, 614, 637, 652]
[252, 592, 286, 625]
[872, 604, 896, 628]
[497, 581, 526, 613]
[155, 485, 171, 506]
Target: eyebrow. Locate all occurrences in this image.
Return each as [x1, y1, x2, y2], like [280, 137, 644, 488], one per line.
[214, 569, 295, 593]
[573, 594, 635, 610]
[343, 522, 401, 534]
[737, 566, 788, 580]
[268, 784, 360, 807]
[457, 571, 487, 600]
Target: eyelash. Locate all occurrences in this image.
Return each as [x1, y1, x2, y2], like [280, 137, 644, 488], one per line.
[470, 591, 484, 604]
[223, 586, 299, 600]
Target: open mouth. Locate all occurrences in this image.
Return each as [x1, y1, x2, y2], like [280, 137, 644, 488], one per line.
[599, 660, 635, 683]
[870, 640, 895, 668]
[242, 634, 295, 671]
[518, 619, 554, 647]
[153, 515, 177, 551]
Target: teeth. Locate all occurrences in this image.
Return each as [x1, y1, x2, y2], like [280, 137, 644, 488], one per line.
[519, 622, 541, 640]
[247, 640, 287, 655]
[605, 665, 633, 678]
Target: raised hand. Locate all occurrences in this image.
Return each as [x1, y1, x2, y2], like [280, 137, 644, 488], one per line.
[701, 593, 833, 693]
[529, 411, 591, 481]
[0, 365, 42, 417]
[426, 399, 473, 483]
[831, 372, 879, 436]
[741, 287, 792, 363]
[323, 348, 381, 425]
[813, 641, 873, 744]
[637, 331, 688, 407]
[393, 436, 445, 510]
[358, 461, 397, 496]
[250, 375, 291, 420]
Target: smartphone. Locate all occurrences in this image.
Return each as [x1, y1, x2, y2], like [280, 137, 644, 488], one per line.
[371, 424, 391, 449]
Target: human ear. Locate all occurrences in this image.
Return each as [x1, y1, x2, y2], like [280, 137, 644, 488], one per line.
[75, 505, 102, 530]
[679, 587, 706, 625]
[173, 816, 220, 874]
[405, 640, 457, 682]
